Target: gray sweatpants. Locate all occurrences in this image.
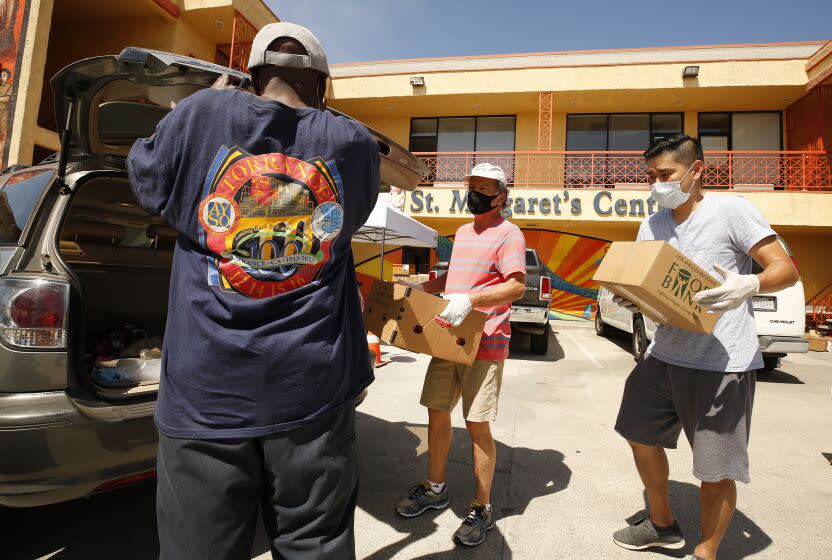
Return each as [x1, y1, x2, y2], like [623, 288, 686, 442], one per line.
[156, 405, 358, 560]
[615, 355, 755, 484]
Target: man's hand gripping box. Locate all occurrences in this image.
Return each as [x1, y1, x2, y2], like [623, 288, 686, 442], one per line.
[593, 241, 721, 334]
[363, 280, 487, 365]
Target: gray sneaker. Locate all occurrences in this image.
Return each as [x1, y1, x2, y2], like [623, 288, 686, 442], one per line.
[613, 515, 685, 550]
[452, 503, 495, 547]
[396, 481, 449, 518]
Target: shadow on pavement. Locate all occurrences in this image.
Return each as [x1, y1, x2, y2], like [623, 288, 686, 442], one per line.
[622, 480, 772, 558]
[356, 412, 571, 559]
[387, 354, 418, 363]
[755, 369, 804, 384]
[0, 480, 271, 560]
[603, 329, 639, 359]
[507, 331, 566, 362]
[0, 480, 161, 560]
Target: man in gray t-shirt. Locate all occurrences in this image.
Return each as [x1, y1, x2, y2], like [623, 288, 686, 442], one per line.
[611, 136, 799, 560]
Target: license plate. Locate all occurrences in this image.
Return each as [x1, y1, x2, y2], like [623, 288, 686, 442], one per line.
[752, 296, 776, 311]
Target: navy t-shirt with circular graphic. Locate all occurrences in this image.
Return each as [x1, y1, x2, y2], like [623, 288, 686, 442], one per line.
[127, 88, 379, 439]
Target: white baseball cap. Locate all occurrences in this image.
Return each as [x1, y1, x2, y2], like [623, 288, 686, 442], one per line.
[464, 163, 508, 188]
[248, 22, 329, 76]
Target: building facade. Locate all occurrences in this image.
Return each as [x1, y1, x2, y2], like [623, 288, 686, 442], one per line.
[330, 42, 832, 320]
[2, 0, 277, 169]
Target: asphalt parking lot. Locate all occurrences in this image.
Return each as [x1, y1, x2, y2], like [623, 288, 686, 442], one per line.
[4, 325, 831, 560]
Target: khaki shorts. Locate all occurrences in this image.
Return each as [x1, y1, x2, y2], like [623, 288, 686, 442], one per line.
[420, 358, 504, 422]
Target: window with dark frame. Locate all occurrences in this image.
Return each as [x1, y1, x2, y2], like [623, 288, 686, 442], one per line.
[565, 113, 684, 151]
[698, 112, 783, 189]
[564, 113, 683, 186]
[697, 112, 783, 151]
[409, 116, 516, 153]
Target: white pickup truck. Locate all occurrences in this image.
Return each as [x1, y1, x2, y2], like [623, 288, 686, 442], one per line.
[595, 239, 808, 372]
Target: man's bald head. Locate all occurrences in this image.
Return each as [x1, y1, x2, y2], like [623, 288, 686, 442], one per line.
[251, 37, 326, 108]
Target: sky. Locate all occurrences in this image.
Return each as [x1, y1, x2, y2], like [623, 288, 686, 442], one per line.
[265, 0, 832, 64]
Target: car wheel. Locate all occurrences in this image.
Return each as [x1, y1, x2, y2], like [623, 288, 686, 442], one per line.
[632, 316, 648, 360]
[531, 324, 550, 355]
[760, 355, 780, 373]
[595, 309, 607, 337]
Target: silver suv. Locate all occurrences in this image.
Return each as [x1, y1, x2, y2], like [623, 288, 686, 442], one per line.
[0, 48, 425, 507]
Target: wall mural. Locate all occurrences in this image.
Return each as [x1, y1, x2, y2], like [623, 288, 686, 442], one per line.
[0, 0, 29, 167]
[355, 229, 611, 322]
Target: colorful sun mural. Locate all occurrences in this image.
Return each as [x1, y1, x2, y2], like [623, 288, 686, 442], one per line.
[354, 227, 610, 323]
[0, 0, 28, 167]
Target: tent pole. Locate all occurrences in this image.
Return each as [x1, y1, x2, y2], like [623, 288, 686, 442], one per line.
[380, 229, 386, 280]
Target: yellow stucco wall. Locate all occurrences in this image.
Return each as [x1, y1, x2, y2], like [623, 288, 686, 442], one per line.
[332, 60, 809, 101]
[172, 16, 217, 61]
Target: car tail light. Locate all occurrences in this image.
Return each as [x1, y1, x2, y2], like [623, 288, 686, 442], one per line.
[429, 270, 438, 281]
[539, 276, 551, 301]
[0, 277, 69, 348]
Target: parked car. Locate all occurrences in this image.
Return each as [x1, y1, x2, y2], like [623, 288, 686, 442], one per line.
[595, 238, 808, 371]
[431, 247, 552, 354]
[0, 48, 426, 507]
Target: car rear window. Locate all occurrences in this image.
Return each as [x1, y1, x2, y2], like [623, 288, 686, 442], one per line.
[0, 169, 54, 244]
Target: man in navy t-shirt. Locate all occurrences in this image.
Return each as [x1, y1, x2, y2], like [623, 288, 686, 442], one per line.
[127, 22, 379, 560]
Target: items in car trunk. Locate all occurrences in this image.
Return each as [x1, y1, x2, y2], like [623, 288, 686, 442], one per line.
[88, 324, 163, 387]
[91, 357, 161, 387]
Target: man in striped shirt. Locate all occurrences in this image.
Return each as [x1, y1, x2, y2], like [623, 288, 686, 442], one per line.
[395, 163, 526, 547]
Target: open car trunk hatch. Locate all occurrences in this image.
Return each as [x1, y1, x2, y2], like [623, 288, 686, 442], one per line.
[51, 48, 248, 170]
[51, 48, 427, 189]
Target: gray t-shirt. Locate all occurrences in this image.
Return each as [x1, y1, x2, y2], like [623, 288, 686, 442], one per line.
[637, 195, 776, 372]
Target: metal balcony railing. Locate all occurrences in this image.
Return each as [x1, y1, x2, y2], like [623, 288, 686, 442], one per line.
[414, 151, 832, 191]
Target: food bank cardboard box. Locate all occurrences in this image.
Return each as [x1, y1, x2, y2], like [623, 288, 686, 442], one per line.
[592, 241, 720, 334]
[363, 280, 486, 365]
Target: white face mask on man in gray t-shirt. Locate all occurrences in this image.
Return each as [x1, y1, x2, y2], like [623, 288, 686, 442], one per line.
[636, 194, 776, 373]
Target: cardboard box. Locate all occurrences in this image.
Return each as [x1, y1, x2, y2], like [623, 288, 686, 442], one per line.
[592, 241, 721, 334]
[808, 335, 832, 352]
[391, 264, 411, 278]
[363, 280, 487, 365]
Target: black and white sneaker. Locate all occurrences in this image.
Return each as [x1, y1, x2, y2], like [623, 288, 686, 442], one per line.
[395, 481, 449, 518]
[613, 515, 685, 550]
[452, 502, 495, 547]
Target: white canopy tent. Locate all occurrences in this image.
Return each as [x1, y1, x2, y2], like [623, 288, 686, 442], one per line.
[352, 200, 438, 278]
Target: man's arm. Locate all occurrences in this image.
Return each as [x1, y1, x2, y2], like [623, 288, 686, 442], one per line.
[750, 236, 799, 293]
[469, 273, 526, 307]
[695, 235, 799, 312]
[419, 272, 447, 295]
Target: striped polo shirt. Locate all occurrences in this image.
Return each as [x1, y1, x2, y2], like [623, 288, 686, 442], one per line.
[444, 217, 526, 362]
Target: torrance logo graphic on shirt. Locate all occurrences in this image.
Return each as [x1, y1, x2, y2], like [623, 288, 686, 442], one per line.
[199, 147, 344, 299]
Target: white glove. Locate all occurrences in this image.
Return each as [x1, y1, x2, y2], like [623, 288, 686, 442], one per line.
[694, 263, 760, 312]
[612, 295, 640, 313]
[436, 294, 473, 327]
